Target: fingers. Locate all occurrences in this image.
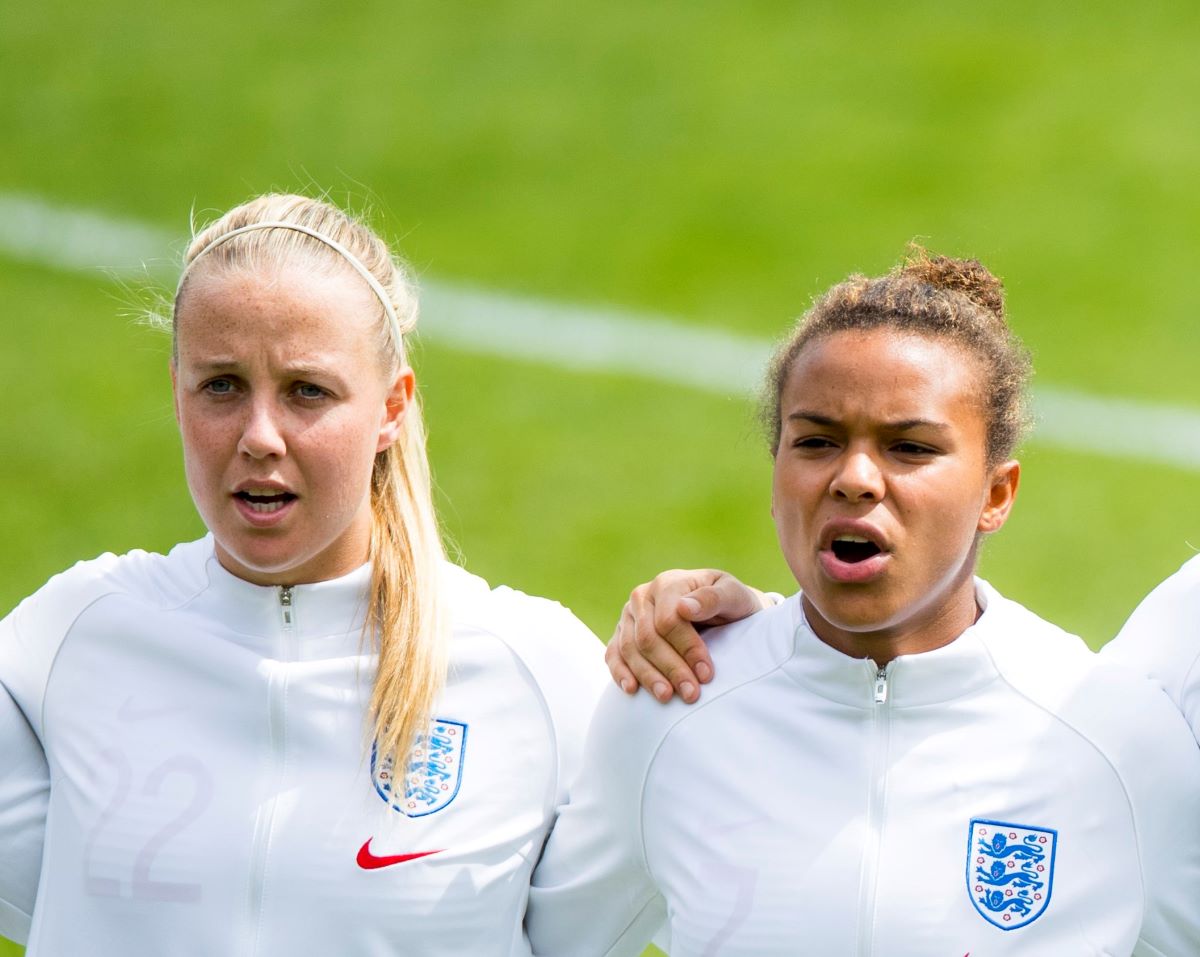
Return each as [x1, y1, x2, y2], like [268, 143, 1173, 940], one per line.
[653, 596, 714, 687]
[606, 569, 771, 704]
[606, 600, 683, 703]
[635, 610, 702, 703]
[605, 603, 642, 695]
[636, 574, 709, 701]
[609, 572, 722, 703]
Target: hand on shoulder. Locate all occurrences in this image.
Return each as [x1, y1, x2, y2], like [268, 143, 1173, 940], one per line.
[605, 569, 774, 704]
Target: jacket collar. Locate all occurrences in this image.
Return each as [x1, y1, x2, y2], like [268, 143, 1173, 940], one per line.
[195, 536, 372, 643]
[780, 580, 1003, 708]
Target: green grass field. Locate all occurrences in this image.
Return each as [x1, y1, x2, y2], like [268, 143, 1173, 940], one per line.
[2, 1, 1198, 952]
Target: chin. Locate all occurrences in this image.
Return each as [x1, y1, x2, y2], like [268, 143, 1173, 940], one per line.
[804, 586, 902, 634]
[216, 539, 309, 585]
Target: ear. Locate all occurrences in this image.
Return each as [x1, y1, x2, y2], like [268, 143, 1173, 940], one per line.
[977, 460, 1020, 534]
[377, 366, 416, 453]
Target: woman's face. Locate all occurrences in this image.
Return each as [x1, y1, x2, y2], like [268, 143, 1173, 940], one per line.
[772, 328, 1018, 658]
[172, 263, 412, 586]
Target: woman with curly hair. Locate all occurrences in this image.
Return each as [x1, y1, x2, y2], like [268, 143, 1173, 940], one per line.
[529, 252, 1200, 956]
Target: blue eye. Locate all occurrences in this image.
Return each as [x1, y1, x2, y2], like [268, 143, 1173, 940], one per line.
[203, 378, 234, 395]
[295, 383, 327, 400]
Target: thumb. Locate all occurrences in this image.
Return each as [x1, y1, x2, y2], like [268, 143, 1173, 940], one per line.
[678, 585, 725, 623]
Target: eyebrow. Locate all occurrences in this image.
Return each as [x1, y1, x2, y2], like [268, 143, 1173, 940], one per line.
[184, 358, 338, 379]
[185, 358, 240, 372]
[786, 411, 952, 433]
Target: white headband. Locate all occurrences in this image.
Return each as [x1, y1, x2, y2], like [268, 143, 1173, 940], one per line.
[179, 220, 406, 350]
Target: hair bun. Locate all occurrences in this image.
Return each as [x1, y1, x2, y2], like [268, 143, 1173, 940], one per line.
[901, 245, 1005, 322]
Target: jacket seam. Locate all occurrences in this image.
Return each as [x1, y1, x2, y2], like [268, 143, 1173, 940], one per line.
[468, 623, 563, 837]
[977, 640, 1150, 940]
[40, 578, 209, 747]
[638, 614, 799, 884]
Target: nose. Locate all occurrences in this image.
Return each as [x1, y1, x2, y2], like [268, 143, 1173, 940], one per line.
[829, 447, 885, 502]
[237, 397, 287, 459]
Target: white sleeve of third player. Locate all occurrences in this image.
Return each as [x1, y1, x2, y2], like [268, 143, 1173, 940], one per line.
[1102, 555, 1200, 743]
[1071, 661, 1200, 955]
[0, 679, 48, 945]
[526, 684, 668, 957]
[1128, 694, 1200, 954]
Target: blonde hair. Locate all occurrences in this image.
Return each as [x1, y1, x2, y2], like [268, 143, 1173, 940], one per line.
[173, 193, 447, 770]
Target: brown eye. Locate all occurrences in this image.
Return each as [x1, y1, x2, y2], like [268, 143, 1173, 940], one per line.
[794, 437, 836, 450]
[893, 441, 936, 455]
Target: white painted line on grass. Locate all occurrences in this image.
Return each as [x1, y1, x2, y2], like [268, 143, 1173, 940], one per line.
[418, 283, 772, 394]
[0, 192, 179, 275]
[2, 191, 1198, 471]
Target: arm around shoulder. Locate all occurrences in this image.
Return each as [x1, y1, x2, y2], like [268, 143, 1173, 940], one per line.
[486, 587, 610, 804]
[527, 683, 670, 957]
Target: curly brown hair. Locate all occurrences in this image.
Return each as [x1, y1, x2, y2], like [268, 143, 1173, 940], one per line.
[763, 247, 1032, 466]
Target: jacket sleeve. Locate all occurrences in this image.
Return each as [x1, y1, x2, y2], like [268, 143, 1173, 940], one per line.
[526, 684, 667, 957]
[1118, 679, 1200, 955]
[0, 560, 114, 944]
[1102, 555, 1200, 743]
[0, 679, 48, 945]
[514, 598, 610, 807]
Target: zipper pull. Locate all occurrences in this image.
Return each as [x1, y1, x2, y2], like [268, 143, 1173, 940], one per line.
[280, 585, 294, 626]
[873, 666, 889, 704]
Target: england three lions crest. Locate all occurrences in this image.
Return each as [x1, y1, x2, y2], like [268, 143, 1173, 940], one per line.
[967, 819, 1056, 931]
[372, 718, 468, 817]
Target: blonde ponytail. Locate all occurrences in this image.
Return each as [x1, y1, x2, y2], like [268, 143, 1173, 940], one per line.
[366, 392, 448, 769]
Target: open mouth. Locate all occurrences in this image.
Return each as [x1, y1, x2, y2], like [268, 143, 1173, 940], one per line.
[235, 489, 298, 514]
[830, 535, 883, 564]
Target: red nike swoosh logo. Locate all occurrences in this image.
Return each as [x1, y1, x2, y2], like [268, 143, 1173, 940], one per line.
[356, 839, 444, 870]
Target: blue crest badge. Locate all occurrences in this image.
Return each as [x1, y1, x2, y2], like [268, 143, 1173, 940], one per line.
[372, 718, 468, 817]
[966, 819, 1056, 930]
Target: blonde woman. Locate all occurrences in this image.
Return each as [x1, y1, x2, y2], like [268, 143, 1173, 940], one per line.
[0, 194, 604, 954]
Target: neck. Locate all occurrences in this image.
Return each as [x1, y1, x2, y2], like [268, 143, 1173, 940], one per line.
[802, 578, 981, 668]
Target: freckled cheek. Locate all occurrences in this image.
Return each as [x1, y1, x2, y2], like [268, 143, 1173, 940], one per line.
[322, 460, 375, 513]
[178, 422, 229, 490]
[303, 429, 380, 509]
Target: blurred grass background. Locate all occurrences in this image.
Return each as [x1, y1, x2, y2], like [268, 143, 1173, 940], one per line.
[2, 0, 1198, 952]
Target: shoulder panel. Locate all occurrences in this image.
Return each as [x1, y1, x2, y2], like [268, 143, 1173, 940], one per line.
[976, 585, 1200, 951]
[441, 562, 607, 802]
[1102, 553, 1200, 739]
[0, 540, 210, 734]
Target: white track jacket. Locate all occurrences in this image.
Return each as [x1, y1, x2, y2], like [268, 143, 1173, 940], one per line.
[0, 537, 605, 954]
[1104, 554, 1200, 741]
[528, 583, 1200, 957]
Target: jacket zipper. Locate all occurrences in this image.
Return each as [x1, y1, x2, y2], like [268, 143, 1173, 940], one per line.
[243, 585, 294, 956]
[858, 663, 891, 957]
[280, 586, 293, 626]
